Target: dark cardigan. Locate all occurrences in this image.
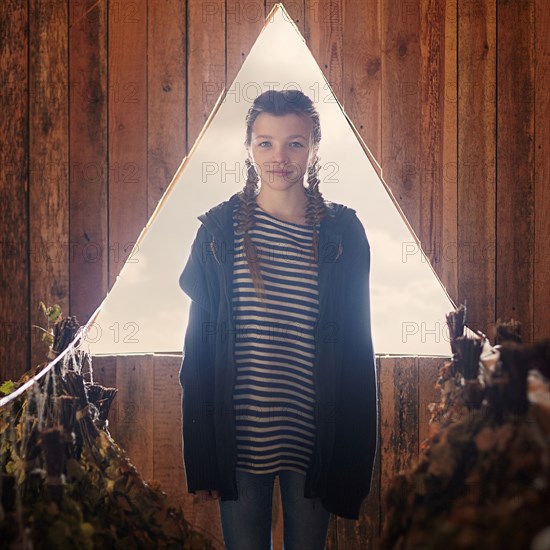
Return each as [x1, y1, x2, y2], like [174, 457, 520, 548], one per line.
[178, 192, 379, 520]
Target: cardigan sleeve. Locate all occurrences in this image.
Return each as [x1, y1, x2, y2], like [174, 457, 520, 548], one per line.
[178, 225, 221, 493]
[179, 224, 213, 313]
[324, 213, 379, 520]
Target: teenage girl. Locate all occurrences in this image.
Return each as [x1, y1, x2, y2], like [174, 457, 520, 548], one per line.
[179, 89, 378, 550]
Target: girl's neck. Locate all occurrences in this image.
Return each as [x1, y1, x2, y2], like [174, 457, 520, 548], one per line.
[256, 187, 308, 222]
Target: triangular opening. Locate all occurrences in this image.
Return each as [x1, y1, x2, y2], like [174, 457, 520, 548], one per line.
[85, 3, 459, 358]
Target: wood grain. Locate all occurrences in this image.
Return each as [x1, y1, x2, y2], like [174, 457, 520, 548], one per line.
[1, 1, 548, 545]
[272, 474, 283, 550]
[0, 0, 29, 382]
[69, 0, 108, 328]
[226, 0, 265, 105]
[147, 0, 187, 219]
[496, 0, 535, 344]
[381, 0, 422, 233]
[187, 0, 225, 153]
[441, 0, 459, 302]
[534, 0, 550, 341]
[114, 354, 154, 481]
[379, 357, 418, 532]
[304, 0, 343, 117]
[419, 0, 457, 307]
[108, 0, 147, 286]
[343, 0, 381, 166]
[152, 355, 185, 508]
[457, 0, 497, 339]
[90, 354, 118, 441]
[0, 0, 544, 393]
[418, 357, 443, 444]
[29, 0, 70, 370]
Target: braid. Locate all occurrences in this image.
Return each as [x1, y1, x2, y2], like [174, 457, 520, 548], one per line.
[235, 158, 267, 304]
[305, 155, 327, 264]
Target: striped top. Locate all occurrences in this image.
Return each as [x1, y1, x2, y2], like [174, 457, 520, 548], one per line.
[232, 202, 321, 475]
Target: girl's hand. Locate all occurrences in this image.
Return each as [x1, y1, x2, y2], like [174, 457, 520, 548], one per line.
[196, 489, 220, 501]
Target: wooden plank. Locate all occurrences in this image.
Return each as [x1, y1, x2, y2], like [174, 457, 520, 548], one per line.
[29, 0, 69, 370]
[226, 0, 265, 100]
[114, 354, 154, 481]
[419, 0, 458, 307]
[272, 474, 283, 550]
[496, 0, 535, 343]
[534, 0, 550, 342]
[343, 0, 381, 165]
[418, 357, 442, 445]
[0, 0, 29, 382]
[457, 0, 497, 339]
[379, 357, 418, 531]
[325, 512, 338, 550]
[441, 0, 458, 302]
[90, 354, 118, 441]
[152, 355, 185, 508]
[68, 0, 108, 326]
[147, 0, 187, 219]
[108, 0, 147, 286]
[305, 0, 343, 111]
[187, 0, 225, 151]
[381, 0, 422, 232]
[364, 423, 382, 549]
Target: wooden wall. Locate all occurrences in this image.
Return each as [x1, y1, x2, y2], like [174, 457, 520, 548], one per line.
[1, 0, 548, 384]
[1, 1, 549, 383]
[93, 354, 442, 550]
[1, 1, 548, 547]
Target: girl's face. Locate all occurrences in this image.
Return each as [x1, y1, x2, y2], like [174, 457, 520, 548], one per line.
[247, 112, 317, 191]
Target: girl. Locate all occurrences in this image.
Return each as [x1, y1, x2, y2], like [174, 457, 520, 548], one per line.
[178, 89, 378, 550]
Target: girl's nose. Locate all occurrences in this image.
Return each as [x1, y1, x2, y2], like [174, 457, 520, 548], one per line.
[270, 145, 289, 164]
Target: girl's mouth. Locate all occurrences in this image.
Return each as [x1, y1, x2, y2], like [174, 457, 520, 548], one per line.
[270, 170, 290, 175]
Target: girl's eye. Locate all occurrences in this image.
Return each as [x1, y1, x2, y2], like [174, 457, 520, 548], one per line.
[257, 141, 304, 148]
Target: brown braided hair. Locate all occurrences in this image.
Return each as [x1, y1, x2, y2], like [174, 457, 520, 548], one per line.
[235, 89, 329, 304]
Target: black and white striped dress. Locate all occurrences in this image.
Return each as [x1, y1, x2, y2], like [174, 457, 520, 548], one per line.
[232, 202, 321, 475]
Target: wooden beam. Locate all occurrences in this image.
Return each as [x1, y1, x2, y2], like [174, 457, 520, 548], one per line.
[187, 0, 225, 152]
[343, 0, 381, 167]
[69, 0, 108, 327]
[379, 357, 418, 531]
[458, 0, 497, 339]
[496, 0, 535, 343]
[29, 0, 70, 370]
[147, 0, 187, 219]
[108, 0, 148, 286]
[533, 0, 550, 342]
[0, 0, 29, 381]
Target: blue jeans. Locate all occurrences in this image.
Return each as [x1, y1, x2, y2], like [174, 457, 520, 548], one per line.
[218, 468, 330, 550]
